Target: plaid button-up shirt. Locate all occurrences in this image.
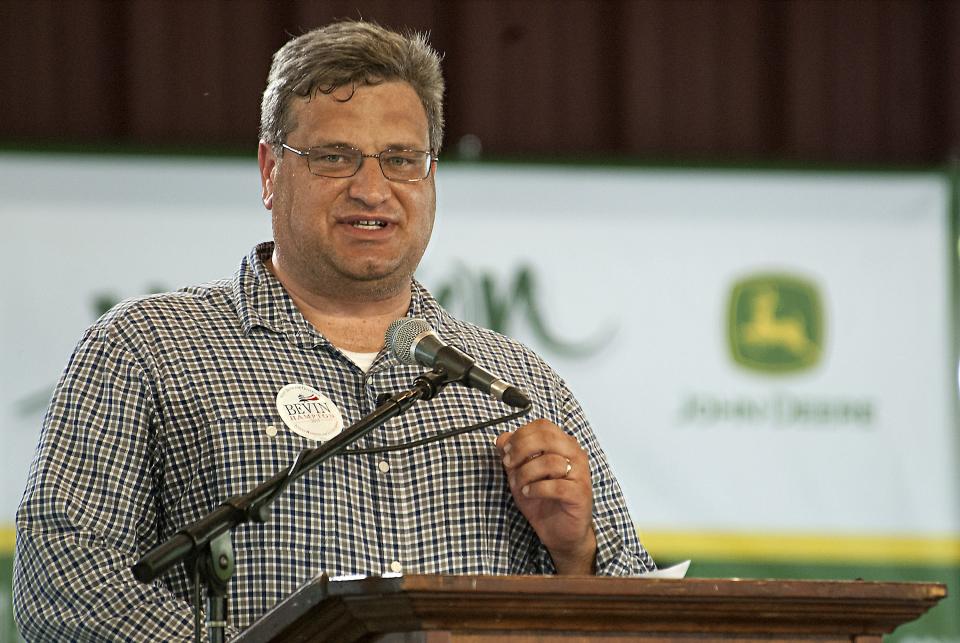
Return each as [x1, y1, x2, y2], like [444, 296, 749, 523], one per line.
[14, 242, 655, 641]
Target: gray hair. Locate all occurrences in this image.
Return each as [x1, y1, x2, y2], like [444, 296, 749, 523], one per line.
[260, 21, 445, 153]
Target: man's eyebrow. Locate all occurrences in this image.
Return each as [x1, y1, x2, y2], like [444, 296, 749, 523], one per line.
[309, 140, 356, 149]
[307, 141, 429, 151]
[382, 142, 431, 151]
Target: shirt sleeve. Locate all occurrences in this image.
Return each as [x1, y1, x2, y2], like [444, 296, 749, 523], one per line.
[536, 379, 657, 576]
[13, 325, 236, 641]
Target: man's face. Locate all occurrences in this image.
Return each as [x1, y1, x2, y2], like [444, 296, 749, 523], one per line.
[259, 81, 436, 300]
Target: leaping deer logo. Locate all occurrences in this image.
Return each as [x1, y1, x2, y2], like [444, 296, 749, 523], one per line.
[729, 274, 824, 373]
[740, 286, 815, 359]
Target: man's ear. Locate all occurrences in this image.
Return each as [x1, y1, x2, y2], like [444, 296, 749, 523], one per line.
[258, 141, 278, 210]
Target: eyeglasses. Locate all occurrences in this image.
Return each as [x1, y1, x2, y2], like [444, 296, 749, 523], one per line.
[281, 143, 436, 182]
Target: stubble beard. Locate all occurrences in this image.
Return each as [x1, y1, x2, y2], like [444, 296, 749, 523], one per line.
[286, 239, 426, 304]
[308, 218, 433, 304]
[270, 182, 434, 305]
[331, 256, 418, 302]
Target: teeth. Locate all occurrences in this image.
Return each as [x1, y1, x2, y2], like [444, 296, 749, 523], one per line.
[351, 220, 387, 229]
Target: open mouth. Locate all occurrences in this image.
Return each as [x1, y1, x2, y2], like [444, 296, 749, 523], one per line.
[350, 219, 388, 230]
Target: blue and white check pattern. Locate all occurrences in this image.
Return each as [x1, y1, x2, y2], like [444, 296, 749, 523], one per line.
[14, 242, 655, 641]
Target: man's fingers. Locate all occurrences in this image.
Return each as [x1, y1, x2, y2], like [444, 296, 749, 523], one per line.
[508, 453, 577, 489]
[494, 431, 514, 455]
[504, 420, 580, 464]
[517, 478, 588, 503]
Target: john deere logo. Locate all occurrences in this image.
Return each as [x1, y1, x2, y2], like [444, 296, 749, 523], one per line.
[728, 274, 824, 373]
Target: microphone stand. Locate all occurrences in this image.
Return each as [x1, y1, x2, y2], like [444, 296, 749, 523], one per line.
[132, 370, 453, 643]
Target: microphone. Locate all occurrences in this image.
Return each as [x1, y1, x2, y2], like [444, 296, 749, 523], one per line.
[387, 318, 531, 409]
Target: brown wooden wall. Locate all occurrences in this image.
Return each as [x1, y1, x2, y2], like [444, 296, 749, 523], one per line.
[2, 0, 959, 166]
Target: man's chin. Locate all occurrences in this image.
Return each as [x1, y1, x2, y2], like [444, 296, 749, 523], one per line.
[343, 264, 401, 283]
[337, 262, 414, 295]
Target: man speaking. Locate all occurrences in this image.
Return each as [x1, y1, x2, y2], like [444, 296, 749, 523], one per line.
[14, 20, 655, 640]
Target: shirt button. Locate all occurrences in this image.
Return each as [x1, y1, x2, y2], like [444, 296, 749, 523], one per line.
[377, 460, 390, 473]
[389, 560, 403, 573]
[265, 425, 278, 437]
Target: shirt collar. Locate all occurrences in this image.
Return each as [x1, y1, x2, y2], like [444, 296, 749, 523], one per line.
[233, 242, 309, 338]
[233, 241, 447, 344]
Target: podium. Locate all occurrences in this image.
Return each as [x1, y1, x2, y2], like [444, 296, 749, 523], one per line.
[235, 574, 946, 642]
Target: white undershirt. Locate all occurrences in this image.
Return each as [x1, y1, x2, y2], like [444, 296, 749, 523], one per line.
[338, 348, 379, 373]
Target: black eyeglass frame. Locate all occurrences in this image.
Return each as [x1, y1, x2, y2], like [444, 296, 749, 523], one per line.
[280, 142, 437, 182]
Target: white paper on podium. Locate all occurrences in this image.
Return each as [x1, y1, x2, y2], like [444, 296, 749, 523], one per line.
[638, 560, 691, 579]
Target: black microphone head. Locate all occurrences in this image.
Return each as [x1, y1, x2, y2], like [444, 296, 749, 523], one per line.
[386, 318, 432, 365]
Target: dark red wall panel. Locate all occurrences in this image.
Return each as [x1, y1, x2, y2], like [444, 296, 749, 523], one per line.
[1, 0, 957, 165]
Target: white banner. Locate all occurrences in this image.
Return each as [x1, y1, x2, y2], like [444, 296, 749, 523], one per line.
[2, 154, 956, 541]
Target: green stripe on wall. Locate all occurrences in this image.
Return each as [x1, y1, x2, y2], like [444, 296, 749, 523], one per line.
[0, 529, 12, 557]
[7, 525, 958, 563]
[2, 554, 21, 643]
[640, 529, 960, 566]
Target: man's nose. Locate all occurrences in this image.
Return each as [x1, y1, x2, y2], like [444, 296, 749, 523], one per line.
[347, 156, 391, 207]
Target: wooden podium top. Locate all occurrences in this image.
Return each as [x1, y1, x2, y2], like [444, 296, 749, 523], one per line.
[236, 574, 947, 642]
